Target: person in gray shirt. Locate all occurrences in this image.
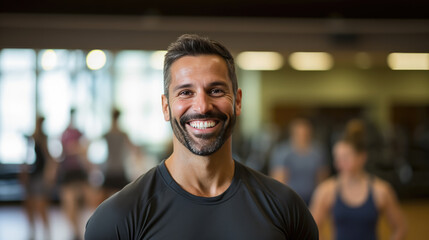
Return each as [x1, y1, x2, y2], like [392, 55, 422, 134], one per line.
[270, 118, 329, 205]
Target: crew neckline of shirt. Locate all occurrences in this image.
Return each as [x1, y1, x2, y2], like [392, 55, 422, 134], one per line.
[158, 159, 241, 205]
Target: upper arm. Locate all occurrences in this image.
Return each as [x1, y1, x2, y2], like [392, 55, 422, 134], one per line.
[85, 209, 122, 240]
[376, 180, 406, 235]
[293, 203, 319, 240]
[280, 186, 319, 240]
[309, 179, 335, 227]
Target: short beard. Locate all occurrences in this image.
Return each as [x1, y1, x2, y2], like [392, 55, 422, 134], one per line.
[169, 106, 236, 156]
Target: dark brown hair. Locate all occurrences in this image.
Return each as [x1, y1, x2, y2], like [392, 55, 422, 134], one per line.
[112, 109, 121, 120]
[163, 34, 237, 98]
[340, 119, 368, 153]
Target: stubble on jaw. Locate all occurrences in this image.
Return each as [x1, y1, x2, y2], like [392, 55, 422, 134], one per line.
[168, 106, 236, 156]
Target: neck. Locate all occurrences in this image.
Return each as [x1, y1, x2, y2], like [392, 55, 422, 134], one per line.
[293, 139, 310, 153]
[339, 170, 367, 184]
[165, 137, 235, 197]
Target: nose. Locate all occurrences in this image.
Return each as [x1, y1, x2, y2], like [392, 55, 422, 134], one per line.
[193, 91, 213, 114]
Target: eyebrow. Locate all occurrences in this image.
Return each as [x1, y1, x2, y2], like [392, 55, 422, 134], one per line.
[173, 83, 193, 93]
[208, 81, 229, 89]
[172, 81, 229, 92]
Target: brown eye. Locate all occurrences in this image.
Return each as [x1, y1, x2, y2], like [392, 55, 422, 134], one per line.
[179, 90, 192, 96]
[210, 88, 225, 96]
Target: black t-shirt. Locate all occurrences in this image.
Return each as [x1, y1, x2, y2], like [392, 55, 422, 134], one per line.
[85, 160, 318, 240]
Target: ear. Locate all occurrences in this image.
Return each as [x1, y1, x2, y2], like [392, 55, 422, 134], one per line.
[234, 88, 242, 116]
[161, 94, 170, 121]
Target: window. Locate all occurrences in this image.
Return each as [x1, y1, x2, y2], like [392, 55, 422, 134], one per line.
[0, 49, 36, 164]
[0, 49, 171, 165]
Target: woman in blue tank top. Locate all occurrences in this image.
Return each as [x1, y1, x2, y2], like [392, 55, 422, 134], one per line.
[310, 119, 406, 240]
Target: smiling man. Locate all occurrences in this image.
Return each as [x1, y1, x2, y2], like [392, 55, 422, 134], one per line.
[85, 34, 318, 240]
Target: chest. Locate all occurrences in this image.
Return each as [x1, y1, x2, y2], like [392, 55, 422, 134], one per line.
[285, 151, 320, 171]
[342, 184, 369, 206]
[333, 183, 379, 225]
[138, 193, 286, 240]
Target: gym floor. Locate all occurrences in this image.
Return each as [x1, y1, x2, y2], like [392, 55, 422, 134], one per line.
[1, 200, 428, 240]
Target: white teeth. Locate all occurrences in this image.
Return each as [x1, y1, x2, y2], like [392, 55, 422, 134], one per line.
[190, 121, 216, 129]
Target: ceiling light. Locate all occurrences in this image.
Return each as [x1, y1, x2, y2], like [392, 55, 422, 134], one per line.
[41, 49, 57, 71]
[237, 51, 284, 71]
[387, 53, 429, 70]
[289, 52, 333, 71]
[86, 50, 106, 70]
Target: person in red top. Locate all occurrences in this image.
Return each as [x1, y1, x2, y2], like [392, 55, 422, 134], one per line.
[57, 109, 94, 240]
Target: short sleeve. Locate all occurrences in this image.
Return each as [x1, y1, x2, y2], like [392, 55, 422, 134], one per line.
[314, 145, 327, 169]
[286, 190, 319, 239]
[270, 181, 319, 239]
[85, 194, 134, 240]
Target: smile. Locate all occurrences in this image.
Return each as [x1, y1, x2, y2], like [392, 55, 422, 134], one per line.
[188, 120, 217, 129]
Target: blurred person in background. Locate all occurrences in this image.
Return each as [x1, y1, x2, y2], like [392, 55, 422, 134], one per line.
[57, 109, 94, 240]
[270, 117, 329, 205]
[310, 119, 406, 240]
[20, 116, 56, 240]
[100, 109, 139, 198]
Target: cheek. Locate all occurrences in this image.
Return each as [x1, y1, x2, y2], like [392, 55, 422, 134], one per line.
[335, 157, 351, 170]
[170, 100, 190, 118]
[216, 99, 235, 115]
[334, 158, 344, 169]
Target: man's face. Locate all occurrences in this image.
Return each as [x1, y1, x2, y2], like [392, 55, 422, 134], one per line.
[292, 122, 312, 146]
[162, 55, 241, 156]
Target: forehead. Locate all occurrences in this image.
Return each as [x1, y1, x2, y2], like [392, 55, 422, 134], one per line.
[169, 55, 230, 87]
[334, 142, 353, 153]
[292, 121, 311, 131]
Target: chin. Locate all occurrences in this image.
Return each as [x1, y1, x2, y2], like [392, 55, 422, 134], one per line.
[188, 142, 224, 156]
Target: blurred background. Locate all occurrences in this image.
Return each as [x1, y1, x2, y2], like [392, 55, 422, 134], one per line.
[0, 0, 428, 239]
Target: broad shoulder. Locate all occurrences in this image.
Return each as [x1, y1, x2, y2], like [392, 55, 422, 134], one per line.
[238, 162, 318, 239]
[85, 165, 163, 239]
[97, 166, 158, 212]
[238, 162, 305, 205]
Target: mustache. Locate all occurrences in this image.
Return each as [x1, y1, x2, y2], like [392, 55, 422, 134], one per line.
[179, 111, 227, 126]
